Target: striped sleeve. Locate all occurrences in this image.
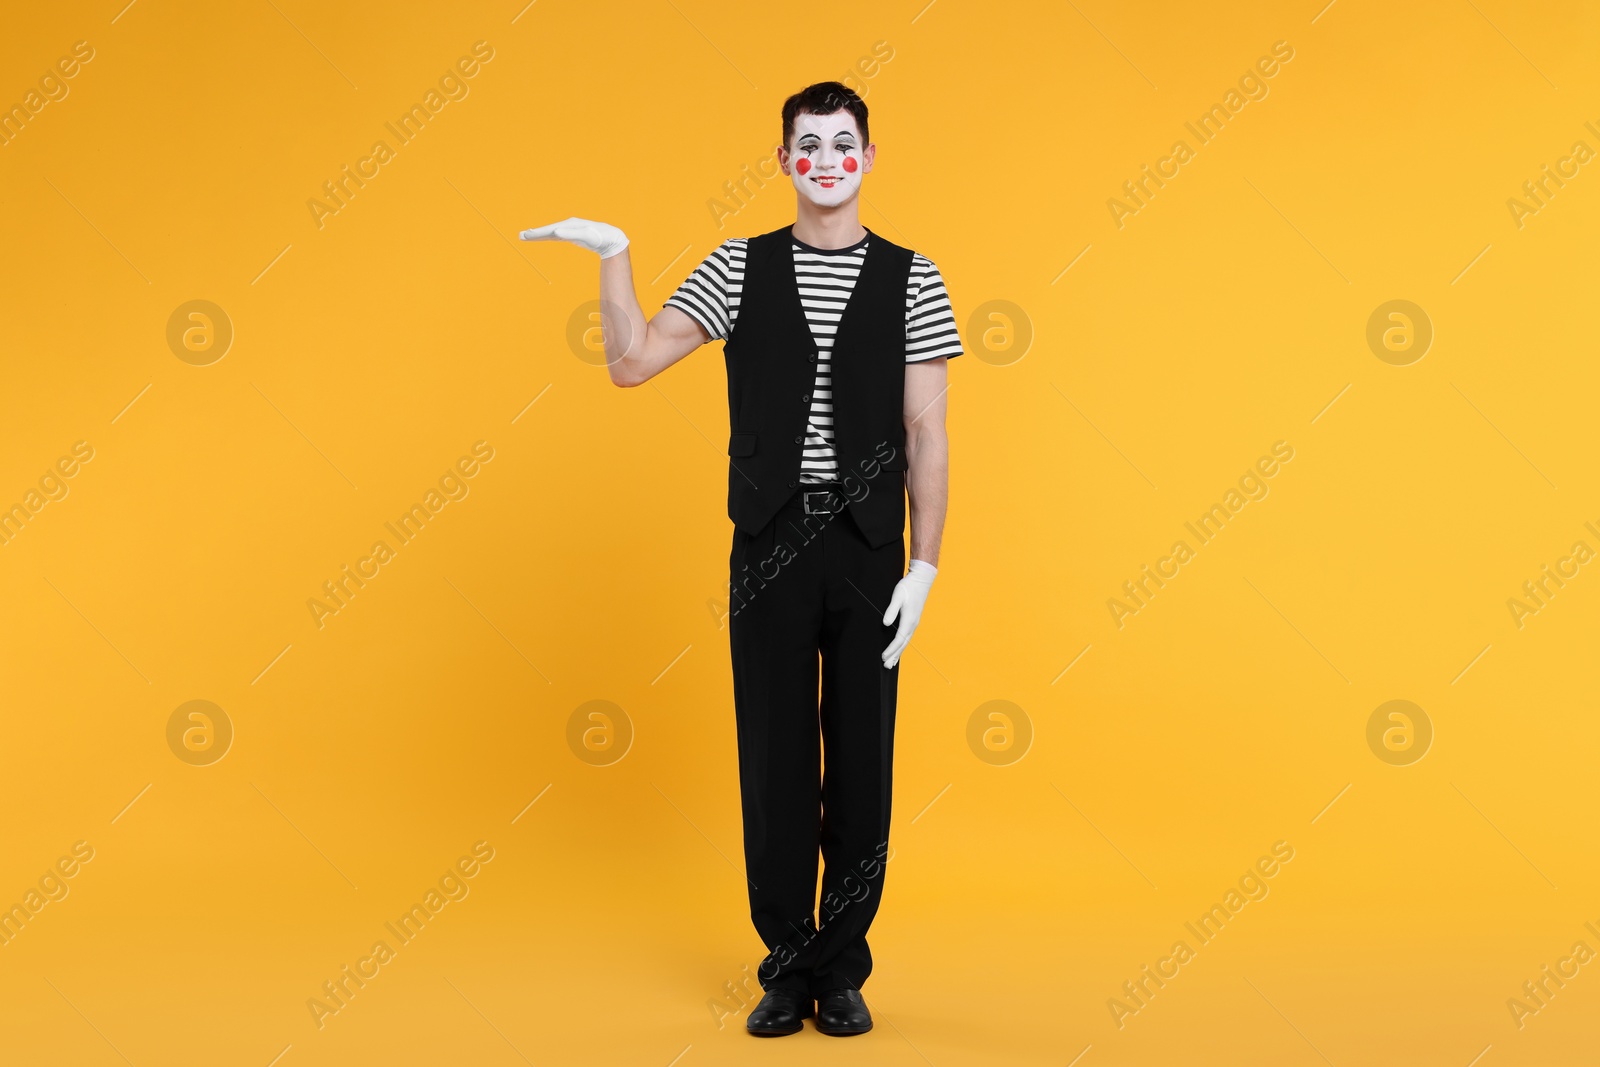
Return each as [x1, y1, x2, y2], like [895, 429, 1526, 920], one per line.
[663, 239, 746, 341]
[905, 254, 963, 362]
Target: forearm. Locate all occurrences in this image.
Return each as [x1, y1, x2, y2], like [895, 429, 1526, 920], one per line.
[905, 424, 948, 567]
[598, 249, 650, 387]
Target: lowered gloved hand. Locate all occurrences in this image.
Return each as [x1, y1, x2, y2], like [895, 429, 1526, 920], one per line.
[518, 216, 630, 259]
[881, 559, 937, 669]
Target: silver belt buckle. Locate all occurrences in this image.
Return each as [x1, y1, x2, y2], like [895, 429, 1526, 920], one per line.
[803, 486, 842, 515]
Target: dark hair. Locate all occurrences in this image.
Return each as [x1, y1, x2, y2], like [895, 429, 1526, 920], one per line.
[781, 81, 868, 150]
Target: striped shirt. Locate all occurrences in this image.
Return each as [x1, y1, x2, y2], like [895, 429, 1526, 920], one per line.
[665, 230, 962, 483]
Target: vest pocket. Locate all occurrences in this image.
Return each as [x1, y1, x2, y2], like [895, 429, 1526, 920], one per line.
[728, 432, 757, 457]
[873, 444, 906, 470]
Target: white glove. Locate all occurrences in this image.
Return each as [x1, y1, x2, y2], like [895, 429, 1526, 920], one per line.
[518, 216, 630, 259]
[881, 559, 937, 669]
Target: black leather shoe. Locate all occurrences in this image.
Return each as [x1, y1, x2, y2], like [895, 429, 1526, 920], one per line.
[815, 988, 872, 1036]
[746, 989, 813, 1036]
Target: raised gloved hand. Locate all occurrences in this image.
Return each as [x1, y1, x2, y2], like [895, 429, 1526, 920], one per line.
[881, 559, 937, 669]
[518, 216, 630, 259]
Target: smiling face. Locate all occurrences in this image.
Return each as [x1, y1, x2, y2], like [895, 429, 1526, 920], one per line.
[780, 110, 872, 209]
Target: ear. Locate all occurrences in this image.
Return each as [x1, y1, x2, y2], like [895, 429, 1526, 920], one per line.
[861, 141, 876, 175]
[777, 143, 791, 175]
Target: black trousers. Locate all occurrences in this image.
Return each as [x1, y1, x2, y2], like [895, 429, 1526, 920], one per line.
[728, 483, 904, 998]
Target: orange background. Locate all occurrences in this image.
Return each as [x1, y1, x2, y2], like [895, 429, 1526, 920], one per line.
[2, 1, 1599, 1064]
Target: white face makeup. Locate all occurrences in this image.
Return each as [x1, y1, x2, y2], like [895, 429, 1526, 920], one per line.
[783, 111, 868, 209]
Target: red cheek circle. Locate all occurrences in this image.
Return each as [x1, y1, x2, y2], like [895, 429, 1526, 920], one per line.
[842, 156, 858, 173]
[795, 158, 811, 175]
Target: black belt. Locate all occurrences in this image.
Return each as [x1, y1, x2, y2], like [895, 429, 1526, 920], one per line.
[789, 483, 846, 515]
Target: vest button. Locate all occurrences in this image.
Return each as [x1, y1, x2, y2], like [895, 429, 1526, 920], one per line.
[808, 355, 816, 363]
[801, 394, 811, 403]
[793, 435, 803, 444]
[787, 480, 797, 488]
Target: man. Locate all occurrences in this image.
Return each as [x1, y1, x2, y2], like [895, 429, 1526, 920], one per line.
[521, 80, 960, 1037]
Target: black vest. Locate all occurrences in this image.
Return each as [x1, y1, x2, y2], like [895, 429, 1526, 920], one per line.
[723, 226, 914, 549]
